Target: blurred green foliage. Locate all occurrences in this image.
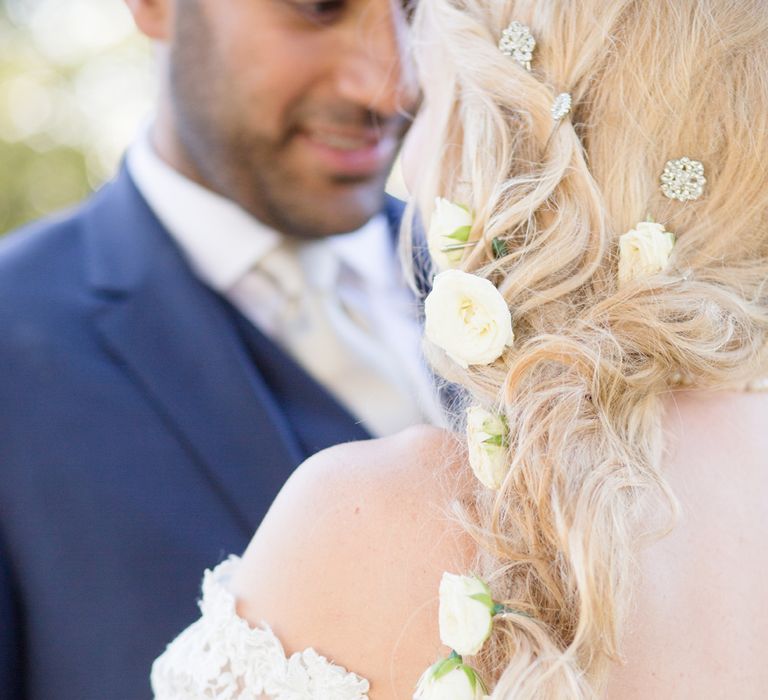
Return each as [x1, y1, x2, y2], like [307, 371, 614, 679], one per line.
[0, 136, 91, 234]
[0, 0, 152, 236]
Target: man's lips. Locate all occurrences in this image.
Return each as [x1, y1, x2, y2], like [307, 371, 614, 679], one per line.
[297, 127, 399, 177]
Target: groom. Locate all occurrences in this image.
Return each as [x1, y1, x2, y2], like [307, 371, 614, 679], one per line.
[0, 1, 433, 699]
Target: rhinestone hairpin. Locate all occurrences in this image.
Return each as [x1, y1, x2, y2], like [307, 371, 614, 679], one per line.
[660, 157, 706, 201]
[551, 93, 572, 121]
[498, 21, 536, 71]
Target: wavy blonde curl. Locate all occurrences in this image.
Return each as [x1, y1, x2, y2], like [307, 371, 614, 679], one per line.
[404, 0, 768, 697]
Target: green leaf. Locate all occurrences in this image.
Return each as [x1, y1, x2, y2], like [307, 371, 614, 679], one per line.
[469, 592, 494, 609]
[432, 653, 463, 680]
[482, 433, 503, 447]
[492, 237, 508, 259]
[462, 664, 478, 691]
[447, 225, 472, 242]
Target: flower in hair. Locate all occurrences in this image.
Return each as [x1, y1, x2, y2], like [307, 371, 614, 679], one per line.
[466, 406, 509, 490]
[425, 270, 514, 368]
[439, 573, 496, 656]
[414, 653, 487, 699]
[428, 198, 474, 271]
[618, 221, 675, 287]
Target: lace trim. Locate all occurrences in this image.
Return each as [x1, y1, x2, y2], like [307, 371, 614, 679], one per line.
[151, 556, 370, 700]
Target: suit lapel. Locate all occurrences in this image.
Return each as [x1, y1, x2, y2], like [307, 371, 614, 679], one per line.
[83, 168, 303, 535]
[384, 194, 433, 299]
[228, 308, 371, 455]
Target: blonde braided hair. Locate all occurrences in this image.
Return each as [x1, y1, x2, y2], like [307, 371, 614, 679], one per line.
[405, 0, 768, 696]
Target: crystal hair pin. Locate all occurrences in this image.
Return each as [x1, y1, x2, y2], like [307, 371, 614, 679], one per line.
[551, 93, 572, 121]
[498, 21, 536, 71]
[660, 157, 706, 201]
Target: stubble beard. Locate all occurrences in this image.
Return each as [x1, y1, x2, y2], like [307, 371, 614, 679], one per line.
[167, 5, 403, 239]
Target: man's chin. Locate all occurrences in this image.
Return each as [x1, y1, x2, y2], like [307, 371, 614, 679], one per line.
[289, 204, 384, 239]
[276, 169, 390, 236]
[275, 187, 387, 238]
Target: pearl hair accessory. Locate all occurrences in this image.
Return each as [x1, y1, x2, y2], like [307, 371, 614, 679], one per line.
[660, 157, 706, 201]
[551, 92, 572, 121]
[498, 20, 536, 71]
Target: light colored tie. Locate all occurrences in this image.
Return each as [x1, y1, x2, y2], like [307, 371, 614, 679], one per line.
[252, 241, 425, 437]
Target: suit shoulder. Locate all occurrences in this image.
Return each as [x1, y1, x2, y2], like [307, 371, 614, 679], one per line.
[0, 202, 91, 296]
[0, 204, 84, 264]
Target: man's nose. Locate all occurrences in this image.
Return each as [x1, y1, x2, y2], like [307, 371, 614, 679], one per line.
[334, 0, 418, 118]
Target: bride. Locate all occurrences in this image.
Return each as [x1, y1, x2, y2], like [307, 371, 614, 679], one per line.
[151, 0, 768, 697]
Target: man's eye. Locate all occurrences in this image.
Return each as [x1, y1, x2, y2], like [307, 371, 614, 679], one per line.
[297, 0, 346, 23]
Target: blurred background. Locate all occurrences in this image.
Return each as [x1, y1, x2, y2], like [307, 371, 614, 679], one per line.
[0, 0, 154, 236]
[0, 0, 408, 238]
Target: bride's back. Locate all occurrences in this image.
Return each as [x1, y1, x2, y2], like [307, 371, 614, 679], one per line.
[607, 390, 768, 698]
[232, 393, 767, 699]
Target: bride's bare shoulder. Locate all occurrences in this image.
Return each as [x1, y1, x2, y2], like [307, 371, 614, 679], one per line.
[231, 425, 473, 698]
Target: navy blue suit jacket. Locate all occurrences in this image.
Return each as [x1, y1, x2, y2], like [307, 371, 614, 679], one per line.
[0, 167, 404, 699]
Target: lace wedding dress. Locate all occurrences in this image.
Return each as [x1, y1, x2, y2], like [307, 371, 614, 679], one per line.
[151, 557, 370, 700]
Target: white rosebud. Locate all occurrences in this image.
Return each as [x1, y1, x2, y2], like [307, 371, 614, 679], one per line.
[618, 221, 675, 286]
[427, 198, 474, 271]
[414, 655, 487, 700]
[424, 270, 514, 368]
[439, 573, 495, 656]
[466, 406, 509, 490]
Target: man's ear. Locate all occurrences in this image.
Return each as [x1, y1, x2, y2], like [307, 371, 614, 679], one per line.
[123, 0, 174, 41]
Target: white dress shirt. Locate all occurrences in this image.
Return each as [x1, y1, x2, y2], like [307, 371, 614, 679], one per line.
[126, 131, 443, 436]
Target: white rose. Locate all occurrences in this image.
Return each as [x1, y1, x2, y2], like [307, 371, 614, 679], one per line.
[414, 656, 487, 700]
[439, 573, 495, 656]
[424, 270, 514, 368]
[466, 406, 509, 490]
[428, 198, 473, 271]
[618, 221, 675, 286]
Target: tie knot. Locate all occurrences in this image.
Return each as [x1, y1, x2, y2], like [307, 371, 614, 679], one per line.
[298, 242, 342, 293]
[257, 241, 344, 305]
[257, 244, 305, 301]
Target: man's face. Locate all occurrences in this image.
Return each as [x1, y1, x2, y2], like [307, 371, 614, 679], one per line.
[167, 0, 416, 238]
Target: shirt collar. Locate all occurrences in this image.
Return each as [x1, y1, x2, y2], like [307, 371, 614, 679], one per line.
[127, 126, 395, 292]
[326, 215, 397, 290]
[127, 130, 281, 292]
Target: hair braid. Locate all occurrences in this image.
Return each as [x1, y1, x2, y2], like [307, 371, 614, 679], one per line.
[408, 0, 768, 696]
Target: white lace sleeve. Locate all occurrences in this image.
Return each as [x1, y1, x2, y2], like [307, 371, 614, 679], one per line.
[151, 557, 370, 700]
